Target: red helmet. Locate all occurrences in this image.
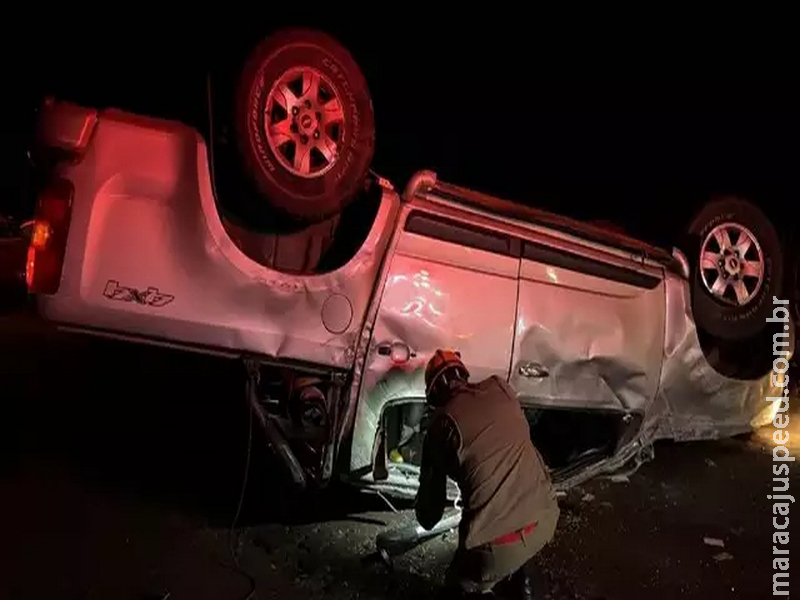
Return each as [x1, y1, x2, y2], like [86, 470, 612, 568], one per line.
[424, 349, 469, 397]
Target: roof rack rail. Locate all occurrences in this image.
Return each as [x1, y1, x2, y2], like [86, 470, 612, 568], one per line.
[404, 169, 677, 268]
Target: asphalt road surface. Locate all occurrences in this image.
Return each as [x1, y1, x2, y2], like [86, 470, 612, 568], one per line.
[1, 307, 797, 600]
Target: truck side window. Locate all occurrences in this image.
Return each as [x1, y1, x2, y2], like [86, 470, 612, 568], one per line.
[523, 241, 661, 289]
[404, 211, 516, 257]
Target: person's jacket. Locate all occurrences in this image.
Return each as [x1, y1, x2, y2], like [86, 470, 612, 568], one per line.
[415, 375, 557, 549]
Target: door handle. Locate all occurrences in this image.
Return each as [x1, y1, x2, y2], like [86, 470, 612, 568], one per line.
[519, 362, 549, 378]
[376, 341, 416, 364]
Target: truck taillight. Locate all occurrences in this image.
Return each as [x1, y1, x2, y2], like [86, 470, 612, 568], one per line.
[26, 178, 74, 294]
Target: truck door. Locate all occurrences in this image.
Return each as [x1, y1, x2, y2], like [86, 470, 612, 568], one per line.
[348, 207, 520, 481]
[511, 235, 666, 414]
[369, 209, 520, 383]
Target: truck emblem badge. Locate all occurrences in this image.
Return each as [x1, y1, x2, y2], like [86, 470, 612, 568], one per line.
[103, 280, 174, 307]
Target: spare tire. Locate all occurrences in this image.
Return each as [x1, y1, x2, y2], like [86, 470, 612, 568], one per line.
[235, 29, 375, 223]
[685, 196, 783, 341]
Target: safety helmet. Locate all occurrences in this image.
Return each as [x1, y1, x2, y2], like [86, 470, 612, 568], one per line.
[424, 349, 469, 398]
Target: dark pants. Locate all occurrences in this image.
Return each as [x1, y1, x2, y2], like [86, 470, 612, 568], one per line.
[444, 503, 560, 594]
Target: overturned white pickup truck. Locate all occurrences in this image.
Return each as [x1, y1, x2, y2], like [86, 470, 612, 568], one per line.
[27, 29, 789, 499]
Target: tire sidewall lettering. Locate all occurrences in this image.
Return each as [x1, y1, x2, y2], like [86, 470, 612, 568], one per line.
[322, 56, 360, 184]
[250, 69, 278, 175]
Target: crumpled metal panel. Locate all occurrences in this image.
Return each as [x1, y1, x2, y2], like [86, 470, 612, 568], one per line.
[347, 246, 784, 494]
[511, 262, 665, 412]
[649, 271, 786, 441]
[38, 109, 399, 369]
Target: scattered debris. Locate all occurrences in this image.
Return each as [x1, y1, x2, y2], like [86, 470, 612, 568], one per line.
[581, 493, 595, 503]
[731, 527, 745, 536]
[600, 501, 613, 509]
[713, 552, 734, 562]
[703, 537, 725, 548]
[610, 474, 630, 483]
[705, 458, 717, 468]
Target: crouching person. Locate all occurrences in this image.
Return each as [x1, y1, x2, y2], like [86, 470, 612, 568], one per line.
[415, 350, 560, 599]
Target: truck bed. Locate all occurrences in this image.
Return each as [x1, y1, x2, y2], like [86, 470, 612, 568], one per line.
[36, 104, 400, 369]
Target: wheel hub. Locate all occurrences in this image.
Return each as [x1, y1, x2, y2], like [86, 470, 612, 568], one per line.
[296, 109, 318, 136]
[723, 252, 741, 276]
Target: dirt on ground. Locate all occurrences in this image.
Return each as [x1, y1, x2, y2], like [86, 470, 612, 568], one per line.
[0, 309, 796, 599]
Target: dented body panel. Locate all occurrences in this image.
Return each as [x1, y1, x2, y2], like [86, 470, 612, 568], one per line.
[345, 179, 784, 490]
[511, 234, 665, 413]
[649, 271, 786, 442]
[35, 102, 785, 498]
[37, 109, 398, 369]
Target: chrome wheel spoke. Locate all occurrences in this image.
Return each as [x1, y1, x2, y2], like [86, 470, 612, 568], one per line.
[732, 279, 749, 305]
[301, 71, 321, 103]
[322, 98, 344, 125]
[316, 134, 338, 164]
[293, 144, 312, 175]
[273, 84, 299, 112]
[268, 118, 293, 147]
[713, 228, 733, 252]
[741, 260, 762, 278]
[711, 277, 728, 298]
[700, 251, 720, 270]
[735, 235, 752, 257]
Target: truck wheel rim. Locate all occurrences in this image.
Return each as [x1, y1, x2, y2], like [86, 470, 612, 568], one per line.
[699, 222, 764, 307]
[263, 66, 345, 179]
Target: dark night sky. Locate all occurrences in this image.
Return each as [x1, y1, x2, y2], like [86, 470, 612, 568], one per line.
[6, 19, 798, 247]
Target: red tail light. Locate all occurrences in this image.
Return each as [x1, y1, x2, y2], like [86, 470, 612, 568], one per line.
[26, 178, 74, 294]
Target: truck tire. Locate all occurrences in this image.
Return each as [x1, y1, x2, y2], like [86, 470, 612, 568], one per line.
[235, 28, 375, 224]
[685, 196, 783, 341]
